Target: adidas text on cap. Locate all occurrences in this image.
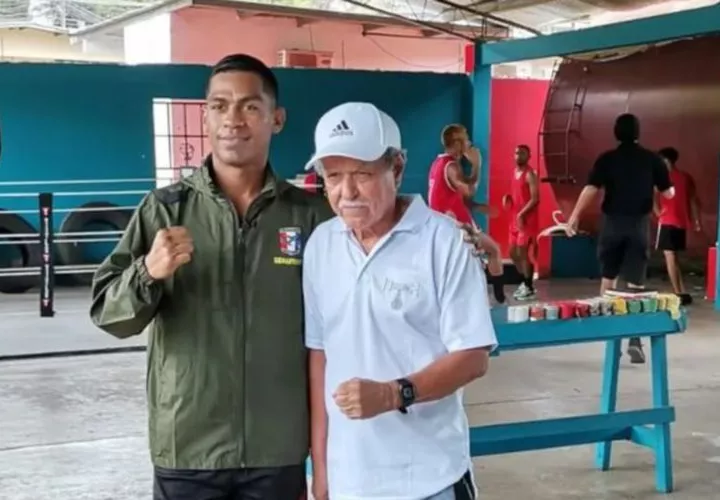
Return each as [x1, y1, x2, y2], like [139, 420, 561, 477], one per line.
[304, 102, 402, 171]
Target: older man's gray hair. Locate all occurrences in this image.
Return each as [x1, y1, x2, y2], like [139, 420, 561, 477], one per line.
[314, 147, 407, 176]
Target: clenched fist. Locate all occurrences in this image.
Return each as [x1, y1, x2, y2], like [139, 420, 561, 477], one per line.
[464, 146, 481, 166]
[144, 227, 194, 280]
[333, 378, 396, 420]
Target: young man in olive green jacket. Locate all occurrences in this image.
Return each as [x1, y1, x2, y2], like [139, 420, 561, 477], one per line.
[90, 54, 331, 500]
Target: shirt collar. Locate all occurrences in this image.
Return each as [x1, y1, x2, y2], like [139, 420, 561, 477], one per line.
[330, 195, 431, 234]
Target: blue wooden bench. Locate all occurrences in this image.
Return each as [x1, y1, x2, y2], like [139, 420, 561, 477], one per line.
[474, 308, 687, 493]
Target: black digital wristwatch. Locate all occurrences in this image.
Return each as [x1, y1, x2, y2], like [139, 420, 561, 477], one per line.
[396, 378, 416, 414]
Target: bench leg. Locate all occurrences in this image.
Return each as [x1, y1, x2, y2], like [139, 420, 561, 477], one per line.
[595, 339, 621, 471]
[650, 335, 673, 493]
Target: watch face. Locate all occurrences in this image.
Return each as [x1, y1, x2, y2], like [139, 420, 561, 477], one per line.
[402, 386, 414, 399]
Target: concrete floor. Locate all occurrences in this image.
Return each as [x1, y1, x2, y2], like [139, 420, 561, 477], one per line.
[0, 281, 718, 500]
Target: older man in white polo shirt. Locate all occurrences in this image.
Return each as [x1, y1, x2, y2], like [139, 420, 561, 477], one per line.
[302, 102, 498, 500]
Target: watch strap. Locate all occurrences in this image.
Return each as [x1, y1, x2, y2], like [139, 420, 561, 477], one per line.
[396, 378, 416, 413]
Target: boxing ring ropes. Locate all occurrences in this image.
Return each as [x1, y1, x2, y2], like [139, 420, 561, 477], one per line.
[0, 178, 685, 493]
[0, 174, 320, 317]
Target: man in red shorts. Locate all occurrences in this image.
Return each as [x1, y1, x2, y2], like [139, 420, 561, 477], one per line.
[502, 145, 539, 301]
[655, 147, 701, 305]
[428, 123, 505, 303]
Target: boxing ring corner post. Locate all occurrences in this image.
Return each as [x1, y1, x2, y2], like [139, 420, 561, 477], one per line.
[39, 192, 55, 318]
[470, 41, 492, 232]
[471, 309, 686, 494]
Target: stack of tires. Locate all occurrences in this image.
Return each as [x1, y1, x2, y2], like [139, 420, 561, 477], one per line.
[0, 209, 42, 294]
[0, 202, 133, 294]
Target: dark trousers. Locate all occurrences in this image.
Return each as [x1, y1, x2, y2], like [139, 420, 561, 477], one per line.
[598, 214, 650, 286]
[153, 464, 306, 500]
[599, 214, 650, 349]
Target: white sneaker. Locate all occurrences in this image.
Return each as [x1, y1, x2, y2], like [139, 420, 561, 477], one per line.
[516, 286, 536, 301]
[513, 283, 527, 298]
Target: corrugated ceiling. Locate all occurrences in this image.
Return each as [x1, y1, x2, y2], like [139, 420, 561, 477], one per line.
[0, 0, 717, 38]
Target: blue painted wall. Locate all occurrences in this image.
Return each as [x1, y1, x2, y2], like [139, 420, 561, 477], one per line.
[0, 63, 472, 232]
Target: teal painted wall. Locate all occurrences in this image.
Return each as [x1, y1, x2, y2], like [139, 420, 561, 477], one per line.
[0, 63, 472, 231]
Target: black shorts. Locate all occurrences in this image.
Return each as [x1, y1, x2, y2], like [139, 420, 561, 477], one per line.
[450, 470, 477, 499]
[656, 224, 687, 252]
[597, 215, 649, 285]
[153, 464, 306, 500]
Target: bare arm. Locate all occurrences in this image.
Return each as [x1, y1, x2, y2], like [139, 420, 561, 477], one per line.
[688, 176, 701, 227]
[394, 348, 489, 405]
[568, 155, 604, 230]
[652, 157, 674, 199]
[398, 226, 496, 404]
[302, 235, 328, 494]
[309, 349, 328, 480]
[446, 162, 478, 199]
[517, 170, 539, 219]
[653, 188, 662, 218]
[568, 185, 600, 225]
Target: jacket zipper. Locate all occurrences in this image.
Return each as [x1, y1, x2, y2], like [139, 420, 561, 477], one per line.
[226, 200, 246, 468]
[234, 192, 274, 468]
[238, 219, 247, 468]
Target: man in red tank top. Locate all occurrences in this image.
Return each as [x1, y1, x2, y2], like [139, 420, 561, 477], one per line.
[428, 124, 494, 223]
[428, 124, 505, 303]
[303, 170, 325, 195]
[655, 147, 701, 305]
[502, 145, 539, 301]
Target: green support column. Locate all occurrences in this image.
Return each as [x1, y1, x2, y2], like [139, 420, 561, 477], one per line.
[471, 42, 492, 231]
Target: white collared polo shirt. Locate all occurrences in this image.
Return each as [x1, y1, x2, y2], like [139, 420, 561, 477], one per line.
[303, 196, 498, 500]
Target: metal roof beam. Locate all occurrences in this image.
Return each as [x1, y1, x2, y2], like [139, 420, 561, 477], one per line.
[479, 3, 720, 65]
[431, 0, 542, 34]
[70, 0, 190, 37]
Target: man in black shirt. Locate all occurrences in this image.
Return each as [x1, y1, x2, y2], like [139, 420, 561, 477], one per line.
[566, 113, 674, 363]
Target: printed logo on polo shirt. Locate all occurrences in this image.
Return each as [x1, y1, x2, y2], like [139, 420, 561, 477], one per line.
[329, 120, 353, 138]
[274, 226, 303, 266]
[380, 277, 421, 310]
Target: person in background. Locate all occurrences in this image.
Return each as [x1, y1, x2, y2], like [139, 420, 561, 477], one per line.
[429, 124, 496, 219]
[303, 102, 497, 500]
[502, 144, 539, 301]
[304, 168, 325, 195]
[428, 123, 506, 304]
[655, 147, 701, 305]
[565, 113, 674, 364]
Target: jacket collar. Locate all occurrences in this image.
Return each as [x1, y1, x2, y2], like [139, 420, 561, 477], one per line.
[186, 155, 289, 198]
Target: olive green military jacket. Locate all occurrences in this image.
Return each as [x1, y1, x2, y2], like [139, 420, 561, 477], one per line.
[90, 162, 333, 470]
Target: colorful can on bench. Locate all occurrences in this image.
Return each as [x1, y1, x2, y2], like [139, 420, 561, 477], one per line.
[611, 297, 628, 315]
[529, 304, 546, 321]
[544, 303, 560, 320]
[627, 299, 642, 314]
[575, 302, 591, 318]
[641, 297, 658, 313]
[600, 298, 614, 316]
[558, 301, 576, 319]
[508, 305, 530, 323]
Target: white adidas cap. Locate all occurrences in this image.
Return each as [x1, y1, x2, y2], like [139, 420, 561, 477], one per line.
[304, 102, 402, 171]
